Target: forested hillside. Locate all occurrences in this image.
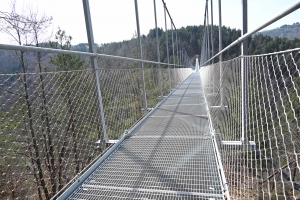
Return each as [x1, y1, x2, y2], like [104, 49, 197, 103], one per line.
[95, 25, 242, 67]
[95, 24, 300, 67]
[260, 22, 300, 40]
[249, 34, 300, 55]
[2, 24, 300, 74]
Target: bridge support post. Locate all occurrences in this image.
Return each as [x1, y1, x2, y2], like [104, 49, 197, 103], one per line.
[182, 49, 184, 66]
[175, 30, 182, 79]
[176, 32, 179, 72]
[200, 25, 205, 66]
[163, 2, 171, 92]
[171, 23, 176, 86]
[82, 0, 108, 149]
[210, 0, 215, 93]
[134, 0, 148, 112]
[241, 0, 249, 146]
[205, 0, 211, 64]
[210, 0, 214, 62]
[208, 0, 226, 108]
[179, 40, 181, 66]
[153, 0, 163, 98]
[218, 0, 224, 107]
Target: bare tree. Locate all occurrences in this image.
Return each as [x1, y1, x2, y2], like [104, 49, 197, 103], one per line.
[0, 1, 53, 199]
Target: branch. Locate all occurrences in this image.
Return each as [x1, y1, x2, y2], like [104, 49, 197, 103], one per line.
[262, 160, 296, 183]
[0, 87, 24, 97]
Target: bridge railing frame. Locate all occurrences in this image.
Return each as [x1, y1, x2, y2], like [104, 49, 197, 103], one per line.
[0, 0, 194, 199]
[199, 1, 300, 198]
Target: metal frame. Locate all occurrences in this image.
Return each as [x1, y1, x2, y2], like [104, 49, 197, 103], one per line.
[210, 0, 226, 109]
[163, 1, 171, 91]
[241, 0, 248, 145]
[162, 0, 177, 30]
[153, 0, 163, 98]
[179, 39, 182, 66]
[200, 15, 206, 66]
[201, 73, 231, 199]
[176, 32, 179, 68]
[171, 22, 176, 85]
[0, 44, 183, 67]
[210, 0, 215, 94]
[245, 46, 300, 57]
[222, 141, 256, 151]
[202, 1, 300, 66]
[218, 0, 224, 107]
[134, 0, 148, 111]
[82, 0, 108, 148]
[210, 0, 214, 63]
[205, 0, 211, 64]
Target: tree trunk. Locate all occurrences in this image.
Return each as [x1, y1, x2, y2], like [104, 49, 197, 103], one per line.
[29, 145, 43, 200]
[36, 47, 57, 196]
[67, 92, 80, 174]
[20, 50, 50, 200]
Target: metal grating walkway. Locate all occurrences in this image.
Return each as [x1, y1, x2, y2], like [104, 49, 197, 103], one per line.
[65, 73, 225, 200]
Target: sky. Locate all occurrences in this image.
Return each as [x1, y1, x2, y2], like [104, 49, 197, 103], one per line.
[0, 0, 300, 45]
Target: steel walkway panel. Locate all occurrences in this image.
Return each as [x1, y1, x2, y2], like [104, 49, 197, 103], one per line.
[163, 96, 206, 105]
[66, 73, 225, 199]
[132, 115, 210, 136]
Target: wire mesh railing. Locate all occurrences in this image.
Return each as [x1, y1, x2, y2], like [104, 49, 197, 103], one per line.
[0, 48, 192, 199]
[200, 48, 300, 199]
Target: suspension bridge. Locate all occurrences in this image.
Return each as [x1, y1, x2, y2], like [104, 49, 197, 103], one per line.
[0, 0, 300, 199]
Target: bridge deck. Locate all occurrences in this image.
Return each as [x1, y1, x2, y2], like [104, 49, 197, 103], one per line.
[66, 73, 224, 199]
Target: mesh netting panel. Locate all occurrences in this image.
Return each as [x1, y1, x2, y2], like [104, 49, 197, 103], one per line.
[0, 61, 192, 199]
[0, 70, 101, 199]
[200, 49, 300, 199]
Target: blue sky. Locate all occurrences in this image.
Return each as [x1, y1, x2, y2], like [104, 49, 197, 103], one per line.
[0, 0, 299, 45]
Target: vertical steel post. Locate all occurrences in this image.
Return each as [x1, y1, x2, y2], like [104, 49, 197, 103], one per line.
[205, 28, 208, 63]
[153, 0, 162, 97]
[185, 52, 186, 67]
[182, 42, 184, 67]
[182, 46, 185, 67]
[241, 0, 248, 144]
[206, 27, 209, 63]
[200, 27, 206, 65]
[134, 0, 148, 111]
[181, 47, 184, 67]
[184, 49, 187, 67]
[171, 22, 176, 85]
[210, 0, 214, 61]
[210, 0, 215, 93]
[175, 32, 180, 80]
[82, 0, 108, 149]
[206, 0, 211, 63]
[218, 0, 224, 106]
[180, 44, 185, 68]
[179, 39, 182, 66]
[180, 44, 183, 67]
[200, 6, 206, 66]
[163, 2, 171, 91]
[218, 0, 222, 62]
[176, 32, 179, 68]
[203, 2, 208, 64]
[202, 33, 205, 64]
[180, 40, 183, 67]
